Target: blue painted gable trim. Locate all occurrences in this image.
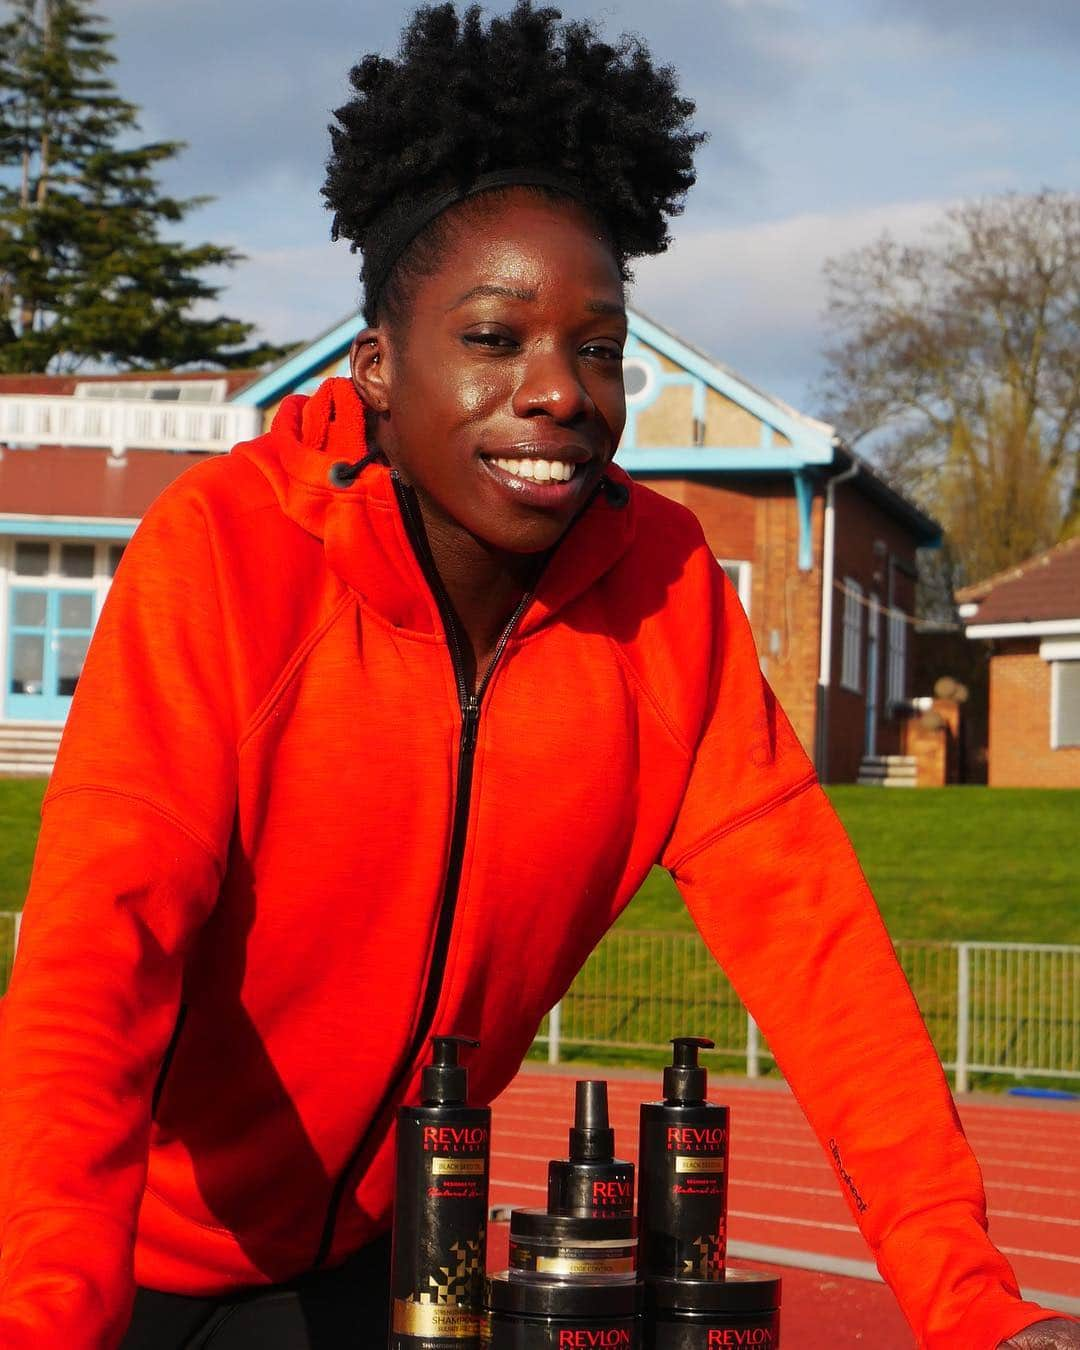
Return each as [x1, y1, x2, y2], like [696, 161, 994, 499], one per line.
[232, 310, 834, 472]
[617, 447, 808, 473]
[0, 515, 137, 540]
[233, 314, 365, 407]
[793, 471, 815, 571]
[627, 312, 835, 465]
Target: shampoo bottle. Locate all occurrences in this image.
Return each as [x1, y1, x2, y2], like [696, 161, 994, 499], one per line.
[389, 1035, 490, 1349]
[637, 1037, 729, 1282]
[546, 1080, 635, 1218]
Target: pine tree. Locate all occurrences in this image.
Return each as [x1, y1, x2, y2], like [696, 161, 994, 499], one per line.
[0, 0, 289, 372]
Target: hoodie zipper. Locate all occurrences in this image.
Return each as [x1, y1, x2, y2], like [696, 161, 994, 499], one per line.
[312, 475, 536, 1268]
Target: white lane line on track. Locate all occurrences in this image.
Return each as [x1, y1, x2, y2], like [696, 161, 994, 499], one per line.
[493, 1160, 1080, 1233]
[491, 1150, 1080, 1225]
[505, 1084, 1079, 1124]
[495, 1134, 1080, 1216]
[490, 1191, 1080, 1269]
[729, 1209, 857, 1235]
[991, 1210, 1080, 1228]
[497, 1104, 1079, 1156]
[502, 1090, 1080, 1143]
[726, 1213, 1080, 1266]
[496, 1122, 1075, 1177]
[998, 1245, 1080, 1267]
[987, 1181, 1080, 1198]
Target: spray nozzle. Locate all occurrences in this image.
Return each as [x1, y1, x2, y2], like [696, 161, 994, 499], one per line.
[421, 1035, 479, 1106]
[664, 1036, 715, 1104]
[569, 1080, 615, 1162]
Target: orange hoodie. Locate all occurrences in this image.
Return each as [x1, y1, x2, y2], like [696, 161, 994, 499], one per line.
[0, 379, 1064, 1349]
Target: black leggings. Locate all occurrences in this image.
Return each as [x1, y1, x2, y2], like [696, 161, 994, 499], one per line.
[120, 1234, 391, 1349]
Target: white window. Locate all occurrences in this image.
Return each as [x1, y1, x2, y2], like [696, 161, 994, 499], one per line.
[841, 578, 863, 692]
[717, 559, 752, 617]
[886, 608, 907, 708]
[74, 379, 227, 403]
[1051, 661, 1080, 749]
[621, 357, 656, 406]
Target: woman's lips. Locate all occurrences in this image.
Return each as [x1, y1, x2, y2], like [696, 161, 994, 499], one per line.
[478, 454, 594, 506]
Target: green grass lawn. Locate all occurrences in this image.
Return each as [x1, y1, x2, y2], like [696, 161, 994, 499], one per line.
[0, 779, 46, 912]
[617, 786, 1080, 944]
[2, 778, 1076, 943]
[3, 777, 1076, 1086]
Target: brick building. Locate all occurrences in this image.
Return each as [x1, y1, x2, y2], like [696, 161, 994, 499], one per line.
[0, 309, 940, 779]
[959, 538, 1080, 787]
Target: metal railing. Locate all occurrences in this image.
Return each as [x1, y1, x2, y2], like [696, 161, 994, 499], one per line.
[1, 913, 1075, 1092]
[533, 929, 1080, 1092]
[0, 394, 261, 456]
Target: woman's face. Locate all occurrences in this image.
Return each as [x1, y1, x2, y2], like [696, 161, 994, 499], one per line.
[353, 192, 628, 555]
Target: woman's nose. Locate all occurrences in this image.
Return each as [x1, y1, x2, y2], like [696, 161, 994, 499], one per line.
[511, 349, 595, 422]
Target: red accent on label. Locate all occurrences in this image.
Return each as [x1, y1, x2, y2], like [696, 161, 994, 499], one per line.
[592, 1180, 633, 1201]
[666, 1126, 727, 1149]
[421, 1125, 489, 1151]
[558, 1332, 632, 1347]
[707, 1330, 774, 1346]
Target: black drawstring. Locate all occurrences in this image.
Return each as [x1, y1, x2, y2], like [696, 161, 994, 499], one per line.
[600, 474, 630, 508]
[328, 450, 383, 488]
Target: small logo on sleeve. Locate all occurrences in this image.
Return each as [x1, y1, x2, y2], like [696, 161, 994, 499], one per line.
[829, 1138, 869, 1214]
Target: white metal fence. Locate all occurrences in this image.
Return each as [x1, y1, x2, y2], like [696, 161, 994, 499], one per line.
[1, 914, 1076, 1092]
[0, 394, 260, 456]
[533, 930, 1080, 1093]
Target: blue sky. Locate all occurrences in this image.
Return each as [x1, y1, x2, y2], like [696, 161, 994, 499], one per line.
[102, 0, 1079, 415]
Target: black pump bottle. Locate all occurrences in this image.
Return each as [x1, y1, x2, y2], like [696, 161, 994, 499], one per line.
[546, 1080, 635, 1218]
[389, 1036, 490, 1349]
[637, 1037, 729, 1281]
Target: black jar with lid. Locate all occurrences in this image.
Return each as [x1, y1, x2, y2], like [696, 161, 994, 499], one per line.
[643, 1270, 781, 1348]
[487, 1271, 642, 1347]
[508, 1209, 637, 1281]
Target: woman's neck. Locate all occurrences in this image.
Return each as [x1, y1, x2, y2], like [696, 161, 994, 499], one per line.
[414, 488, 545, 692]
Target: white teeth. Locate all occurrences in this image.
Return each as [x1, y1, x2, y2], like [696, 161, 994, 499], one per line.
[490, 457, 577, 483]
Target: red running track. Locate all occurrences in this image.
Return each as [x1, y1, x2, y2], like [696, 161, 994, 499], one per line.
[486, 1066, 1080, 1347]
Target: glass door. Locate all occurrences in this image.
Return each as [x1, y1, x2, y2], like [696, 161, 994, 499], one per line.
[7, 588, 95, 722]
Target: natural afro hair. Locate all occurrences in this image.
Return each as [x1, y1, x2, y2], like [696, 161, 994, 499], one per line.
[323, 2, 705, 324]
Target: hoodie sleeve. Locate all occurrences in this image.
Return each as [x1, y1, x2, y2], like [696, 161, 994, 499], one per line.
[0, 482, 237, 1349]
[661, 559, 1071, 1350]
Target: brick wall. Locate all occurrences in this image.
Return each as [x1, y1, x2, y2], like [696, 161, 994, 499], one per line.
[988, 642, 1080, 787]
[645, 475, 823, 760]
[637, 474, 928, 782]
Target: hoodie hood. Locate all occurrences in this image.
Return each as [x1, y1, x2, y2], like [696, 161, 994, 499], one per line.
[234, 377, 637, 637]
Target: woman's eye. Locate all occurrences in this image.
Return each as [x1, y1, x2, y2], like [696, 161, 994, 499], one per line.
[582, 343, 624, 362]
[463, 330, 516, 349]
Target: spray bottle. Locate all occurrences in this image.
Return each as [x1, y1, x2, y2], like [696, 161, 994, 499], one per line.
[547, 1080, 635, 1218]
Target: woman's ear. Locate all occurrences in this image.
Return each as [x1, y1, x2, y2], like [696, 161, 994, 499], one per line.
[349, 329, 391, 414]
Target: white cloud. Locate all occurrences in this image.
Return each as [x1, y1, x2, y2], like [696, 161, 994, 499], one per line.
[630, 197, 952, 408]
[215, 242, 362, 347]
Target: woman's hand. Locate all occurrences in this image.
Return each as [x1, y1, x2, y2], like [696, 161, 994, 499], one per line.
[1000, 1320, 1080, 1348]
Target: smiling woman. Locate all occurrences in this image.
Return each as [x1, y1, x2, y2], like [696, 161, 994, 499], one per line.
[0, 5, 1076, 1350]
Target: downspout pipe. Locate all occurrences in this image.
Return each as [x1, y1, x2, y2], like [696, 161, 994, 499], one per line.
[814, 448, 861, 781]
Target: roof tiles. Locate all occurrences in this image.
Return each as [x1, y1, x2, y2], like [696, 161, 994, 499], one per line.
[964, 536, 1080, 625]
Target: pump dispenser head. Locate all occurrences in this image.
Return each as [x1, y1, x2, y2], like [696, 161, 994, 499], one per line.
[569, 1080, 615, 1162]
[421, 1035, 478, 1106]
[663, 1036, 715, 1104]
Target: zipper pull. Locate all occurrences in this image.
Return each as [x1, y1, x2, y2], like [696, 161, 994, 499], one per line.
[461, 696, 479, 755]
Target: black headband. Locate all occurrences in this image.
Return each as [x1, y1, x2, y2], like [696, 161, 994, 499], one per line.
[363, 167, 591, 318]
